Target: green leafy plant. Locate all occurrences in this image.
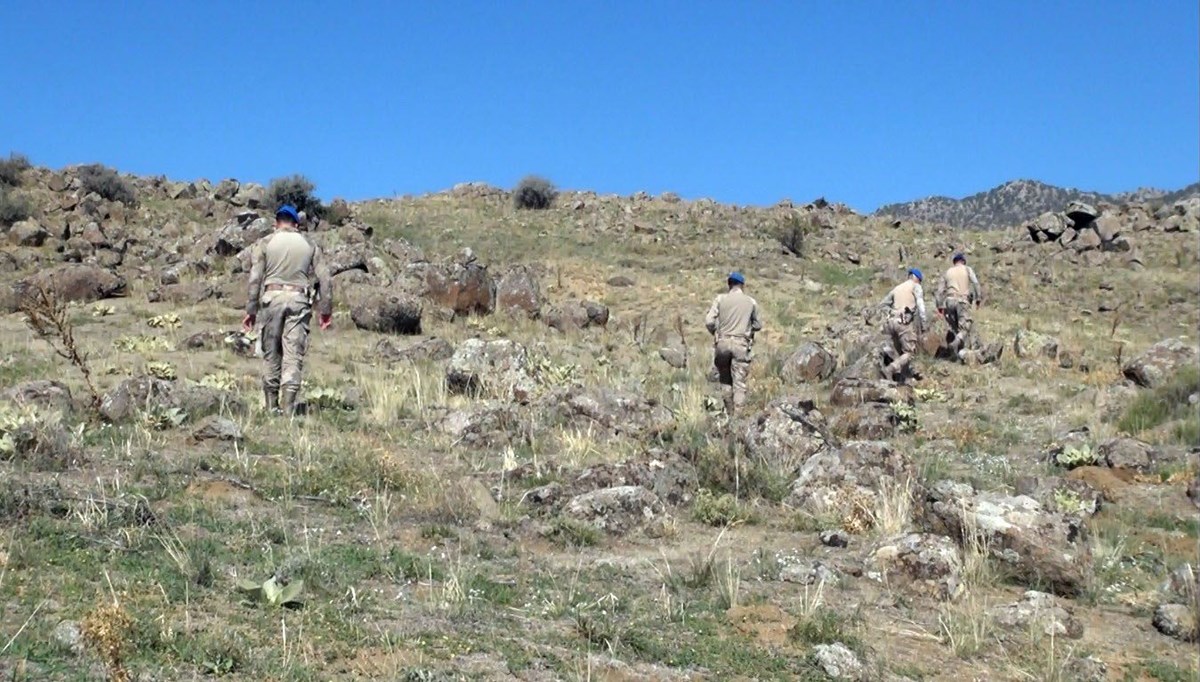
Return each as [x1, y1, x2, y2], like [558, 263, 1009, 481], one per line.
[528, 354, 579, 388]
[114, 335, 173, 353]
[914, 388, 947, 402]
[1054, 444, 1097, 468]
[147, 313, 181, 329]
[142, 406, 187, 431]
[197, 371, 238, 392]
[1052, 487, 1091, 516]
[892, 401, 918, 433]
[236, 576, 305, 608]
[304, 386, 353, 411]
[145, 361, 176, 381]
[691, 488, 754, 527]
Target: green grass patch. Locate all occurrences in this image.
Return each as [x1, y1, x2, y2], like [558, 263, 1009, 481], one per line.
[1117, 365, 1200, 441]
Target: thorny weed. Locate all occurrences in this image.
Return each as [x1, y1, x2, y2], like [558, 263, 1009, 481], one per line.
[19, 284, 101, 410]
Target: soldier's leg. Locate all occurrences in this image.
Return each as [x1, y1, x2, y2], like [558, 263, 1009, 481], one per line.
[713, 344, 735, 414]
[259, 294, 286, 412]
[279, 296, 312, 415]
[731, 346, 751, 413]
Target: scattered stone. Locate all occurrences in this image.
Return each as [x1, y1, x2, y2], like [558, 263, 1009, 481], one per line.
[1097, 437, 1160, 473]
[829, 378, 913, 407]
[563, 485, 666, 534]
[786, 440, 914, 530]
[989, 590, 1084, 639]
[52, 620, 84, 655]
[5, 264, 126, 312]
[3, 380, 74, 416]
[1013, 330, 1059, 360]
[545, 299, 611, 331]
[658, 346, 687, 369]
[820, 529, 850, 548]
[1152, 603, 1198, 642]
[543, 387, 674, 439]
[607, 275, 635, 287]
[741, 397, 835, 478]
[191, 415, 243, 442]
[1123, 337, 1198, 388]
[371, 337, 454, 364]
[780, 561, 840, 586]
[811, 643, 865, 680]
[438, 402, 524, 448]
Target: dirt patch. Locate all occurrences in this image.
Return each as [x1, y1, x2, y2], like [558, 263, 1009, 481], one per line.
[1068, 466, 1133, 501]
[727, 603, 792, 648]
[184, 478, 261, 508]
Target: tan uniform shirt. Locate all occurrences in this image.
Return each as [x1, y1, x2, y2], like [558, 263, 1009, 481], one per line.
[705, 288, 762, 341]
[882, 279, 927, 325]
[937, 263, 982, 305]
[246, 229, 333, 317]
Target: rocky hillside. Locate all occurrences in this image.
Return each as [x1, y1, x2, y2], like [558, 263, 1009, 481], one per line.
[0, 161, 1198, 681]
[875, 179, 1200, 230]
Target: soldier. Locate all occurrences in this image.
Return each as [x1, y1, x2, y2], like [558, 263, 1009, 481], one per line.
[705, 272, 762, 415]
[880, 268, 927, 382]
[935, 253, 983, 359]
[242, 205, 333, 415]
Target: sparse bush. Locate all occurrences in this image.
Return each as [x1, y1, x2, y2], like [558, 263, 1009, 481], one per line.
[544, 516, 601, 547]
[324, 198, 353, 226]
[512, 175, 556, 210]
[0, 188, 32, 226]
[78, 163, 137, 205]
[771, 212, 818, 256]
[0, 152, 31, 186]
[691, 488, 754, 526]
[1117, 365, 1200, 442]
[266, 174, 324, 219]
[789, 606, 863, 650]
[20, 284, 102, 410]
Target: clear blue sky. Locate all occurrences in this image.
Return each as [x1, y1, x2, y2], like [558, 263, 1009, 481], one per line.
[1, 1, 1196, 210]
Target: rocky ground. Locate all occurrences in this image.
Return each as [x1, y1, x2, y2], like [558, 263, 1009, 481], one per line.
[0, 163, 1197, 681]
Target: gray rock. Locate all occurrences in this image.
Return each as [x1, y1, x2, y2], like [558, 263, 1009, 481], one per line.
[403, 260, 496, 317]
[209, 215, 270, 257]
[786, 440, 914, 530]
[780, 561, 840, 586]
[868, 533, 962, 600]
[446, 338, 536, 402]
[191, 415, 243, 442]
[52, 620, 84, 655]
[989, 590, 1084, 639]
[829, 378, 913, 407]
[350, 290, 423, 335]
[4, 264, 126, 312]
[1065, 201, 1099, 226]
[1152, 603, 1198, 642]
[563, 485, 666, 534]
[741, 398, 834, 478]
[811, 643, 865, 680]
[8, 219, 48, 247]
[495, 265, 542, 318]
[1063, 656, 1107, 682]
[658, 346, 688, 369]
[1123, 338, 1198, 388]
[3, 380, 74, 416]
[100, 376, 240, 423]
[438, 402, 524, 449]
[1097, 437, 1159, 473]
[834, 403, 898, 439]
[925, 480, 1091, 597]
[571, 456, 698, 507]
[781, 342, 837, 383]
[372, 337, 454, 364]
[542, 387, 674, 439]
[545, 299, 610, 330]
[1013, 330, 1059, 360]
[820, 529, 850, 548]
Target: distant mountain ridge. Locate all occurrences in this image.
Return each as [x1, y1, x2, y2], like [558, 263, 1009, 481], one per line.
[874, 179, 1200, 230]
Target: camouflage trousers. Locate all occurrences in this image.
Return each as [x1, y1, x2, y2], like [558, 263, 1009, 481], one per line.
[943, 298, 974, 350]
[713, 337, 752, 415]
[883, 315, 917, 380]
[259, 290, 311, 395]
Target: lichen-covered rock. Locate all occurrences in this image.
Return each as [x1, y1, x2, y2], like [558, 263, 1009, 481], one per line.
[868, 533, 962, 600]
[371, 337, 454, 364]
[542, 387, 674, 439]
[3, 380, 74, 416]
[350, 289, 423, 335]
[989, 591, 1084, 639]
[781, 342, 837, 383]
[829, 378, 913, 408]
[741, 398, 834, 477]
[495, 265, 542, 318]
[545, 299, 610, 330]
[1152, 603, 1198, 643]
[1097, 437, 1160, 473]
[563, 485, 665, 534]
[924, 480, 1091, 596]
[446, 339, 535, 402]
[1123, 338, 1198, 388]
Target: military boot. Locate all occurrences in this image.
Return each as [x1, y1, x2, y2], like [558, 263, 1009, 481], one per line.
[264, 388, 280, 414]
[280, 388, 299, 417]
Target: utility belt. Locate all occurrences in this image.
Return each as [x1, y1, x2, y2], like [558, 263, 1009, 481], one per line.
[891, 308, 915, 325]
[715, 333, 753, 346]
[264, 283, 308, 295]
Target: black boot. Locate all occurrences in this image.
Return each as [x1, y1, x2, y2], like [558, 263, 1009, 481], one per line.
[280, 388, 299, 416]
[264, 387, 280, 414]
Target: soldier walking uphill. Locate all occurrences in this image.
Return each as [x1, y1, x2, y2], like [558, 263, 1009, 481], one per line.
[935, 253, 984, 361]
[705, 272, 762, 415]
[243, 205, 333, 415]
[880, 268, 927, 382]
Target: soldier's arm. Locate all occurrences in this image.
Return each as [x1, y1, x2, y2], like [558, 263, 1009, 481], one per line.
[312, 244, 334, 318]
[704, 296, 720, 334]
[750, 302, 763, 334]
[914, 283, 928, 325]
[934, 275, 947, 308]
[245, 241, 266, 317]
[880, 289, 894, 309]
[969, 267, 983, 304]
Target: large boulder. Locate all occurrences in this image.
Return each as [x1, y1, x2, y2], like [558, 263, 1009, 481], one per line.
[740, 398, 835, 477]
[1123, 338, 1198, 388]
[545, 299, 610, 331]
[829, 378, 913, 407]
[834, 402, 900, 439]
[438, 401, 525, 449]
[404, 259, 496, 317]
[208, 214, 271, 257]
[1013, 330, 1059, 360]
[495, 265, 542, 318]
[781, 342, 837, 383]
[4, 265, 126, 312]
[1065, 201, 1099, 226]
[350, 290, 423, 335]
[542, 387, 674, 439]
[570, 456, 698, 507]
[100, 376, 241, 423]
[1152, 604, 1197, 643]
[868, 533, 962, 600]
[3, 380, 75, 417]
[786, 440, 915, 532]
[563, 485, 666, 535]
[8, 220, 48, 247]
[446, 339, 535, 402]
[924, 480, 1091, 597]
[1097, 437, 1160, 473]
